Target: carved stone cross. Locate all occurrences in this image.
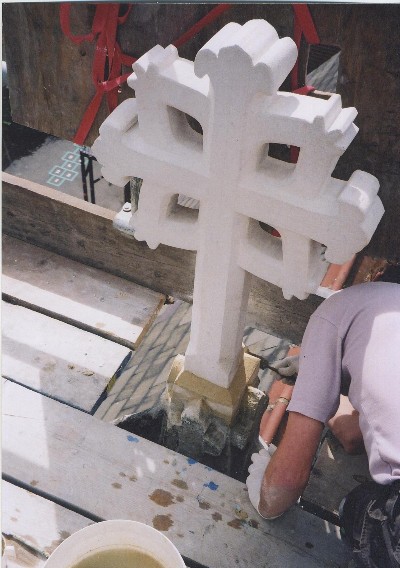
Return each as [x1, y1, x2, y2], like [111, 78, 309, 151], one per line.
[94, 20, 383, 424]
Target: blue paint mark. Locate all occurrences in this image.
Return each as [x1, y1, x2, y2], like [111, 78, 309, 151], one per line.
[187, 458, 197, 465]
[127, 435, 139, 443]
[204, 466, 213, 471]
[203, 481, 219, 491]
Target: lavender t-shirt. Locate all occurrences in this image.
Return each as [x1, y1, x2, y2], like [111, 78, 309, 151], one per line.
[288, 282, 400, 484]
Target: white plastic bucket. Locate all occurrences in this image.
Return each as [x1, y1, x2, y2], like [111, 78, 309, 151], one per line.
[44, 520, 185, 568]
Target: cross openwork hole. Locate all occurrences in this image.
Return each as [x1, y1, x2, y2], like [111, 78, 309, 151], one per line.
[268, 143, 300, 164]
[255, 220, 283, 259]
[259, 221, 281, 239]
[167, 106, 203, 151]
[167, 194, 199, 224]
[257, 142, 297, 179]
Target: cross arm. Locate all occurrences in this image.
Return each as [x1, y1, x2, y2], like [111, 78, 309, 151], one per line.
[236, 171, 383, 299]
[93, 99, 208, 201]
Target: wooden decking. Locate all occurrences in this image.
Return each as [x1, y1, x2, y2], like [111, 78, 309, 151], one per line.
[2, 234, 165, 350]
[1, 189, 369, 566]
[2, 300, 131, 413]
[3, 380, 350, 567]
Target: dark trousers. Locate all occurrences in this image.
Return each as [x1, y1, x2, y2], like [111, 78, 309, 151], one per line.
[340, 480, 400, 568]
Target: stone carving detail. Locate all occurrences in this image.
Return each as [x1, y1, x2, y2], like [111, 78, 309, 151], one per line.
[94, 20, 384, 392]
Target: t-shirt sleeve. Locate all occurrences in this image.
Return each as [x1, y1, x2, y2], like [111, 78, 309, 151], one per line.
[288, 315, 343, 424]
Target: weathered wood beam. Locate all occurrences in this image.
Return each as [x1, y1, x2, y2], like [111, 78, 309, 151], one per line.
[2, 300, 131, 413]
[2, 481, 93, 565]
[2, 381, 350, 567]
[333, 5, 400, 262]
[2, 234, 165, 350]
[2, 173, 322, 343]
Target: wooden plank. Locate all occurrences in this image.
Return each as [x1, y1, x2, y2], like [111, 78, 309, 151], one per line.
[2, 235, 165, 350]
[2, 301, 131, 413]
[2, 382, 350, 567]
[2, 3, 105, 146]
[2, 535, 45, 568]
[331, 5, 400, 262]
[2, 481, 94, 565]
[303, 433, 371, 516]
[2, 173, 322, 344]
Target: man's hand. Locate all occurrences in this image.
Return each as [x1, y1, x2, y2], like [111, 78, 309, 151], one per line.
[246, 446, 277, 519]
[328, 395, 365, 454]
[274, 355, 300, 377]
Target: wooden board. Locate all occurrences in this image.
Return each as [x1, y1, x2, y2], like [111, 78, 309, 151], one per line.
[2, 3, 104, 145]
[2, 535, 45, 568]
[331, 5, 400, 263]
[2, 173, 323, 344]
[303, 433, 371, 517]
[2, 301, 131, 413]
[2, 234, 165, 350]
[2, 481, 94, 565]
[2, 381, 350, 567]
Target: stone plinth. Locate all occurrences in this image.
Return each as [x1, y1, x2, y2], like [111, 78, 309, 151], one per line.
[167, 352, 260, 426]
[164, 380, 268, 464]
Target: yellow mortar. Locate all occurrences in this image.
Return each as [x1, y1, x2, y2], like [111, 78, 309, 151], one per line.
[167, 352, 260, 425]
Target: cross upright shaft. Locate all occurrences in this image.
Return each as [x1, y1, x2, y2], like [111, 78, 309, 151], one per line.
[183, 26, 296, 387]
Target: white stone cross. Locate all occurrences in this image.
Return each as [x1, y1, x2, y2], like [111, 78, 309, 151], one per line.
[93, 20, 384, 405]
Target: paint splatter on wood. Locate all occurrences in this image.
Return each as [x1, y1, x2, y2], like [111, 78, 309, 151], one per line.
[234, 505, 248, 520]
[198, 500, 211, 510]
[127, 435, 139, 443]
[203, 481, 218, 491]
[112, 482, 122, 489]
[212, 512, 222, 522]
[152, 514, 173, 532]
[149, 489, 174, 507]
[227, 518, 243, 529]
[172, 479, 188, 490]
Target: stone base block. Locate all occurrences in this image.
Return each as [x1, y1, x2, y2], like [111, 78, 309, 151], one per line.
[166, 352, 260, 426]
[163, 353, 267, 464]
[163, 384, 268, 469]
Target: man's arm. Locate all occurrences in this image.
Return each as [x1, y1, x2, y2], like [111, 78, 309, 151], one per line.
[259, 411, 323, 519]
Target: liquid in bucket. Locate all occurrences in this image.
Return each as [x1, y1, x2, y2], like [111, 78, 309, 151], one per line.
[70, 547, 164, 568]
